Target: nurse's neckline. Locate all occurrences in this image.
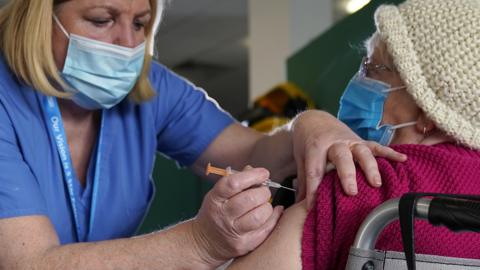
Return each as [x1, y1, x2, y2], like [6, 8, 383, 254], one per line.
[57, 98, 100, 117]
[56, 97, 101, 187]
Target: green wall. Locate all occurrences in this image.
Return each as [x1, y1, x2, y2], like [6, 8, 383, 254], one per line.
[138, 0, 405, 233]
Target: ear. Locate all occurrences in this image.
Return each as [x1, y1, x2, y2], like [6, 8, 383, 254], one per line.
[414, 111, 436, 135]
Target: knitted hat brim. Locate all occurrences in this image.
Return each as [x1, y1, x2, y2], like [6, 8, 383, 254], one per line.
[375, 5, 479, 149]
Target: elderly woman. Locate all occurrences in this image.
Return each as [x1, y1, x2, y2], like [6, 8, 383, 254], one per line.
[0, 0, 406, 269]
[227, 0, 480, 269]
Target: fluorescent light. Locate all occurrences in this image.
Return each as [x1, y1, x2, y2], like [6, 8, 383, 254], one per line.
[345, 0, 371, 14]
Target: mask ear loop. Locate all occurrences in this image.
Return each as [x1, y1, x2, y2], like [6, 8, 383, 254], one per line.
[382, 121, 417, 146]
[53, 14, 70, 39]
[391, 121, 417, 130]
[382, 85, 407, 93]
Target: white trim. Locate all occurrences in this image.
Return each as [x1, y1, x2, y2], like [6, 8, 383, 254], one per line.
[70, 34, 146, 58]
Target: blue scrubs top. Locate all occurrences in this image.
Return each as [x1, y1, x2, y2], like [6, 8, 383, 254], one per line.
[0, 56, 234, 244]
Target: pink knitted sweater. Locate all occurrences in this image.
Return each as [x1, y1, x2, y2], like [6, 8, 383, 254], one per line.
[301, 143, 480, 270]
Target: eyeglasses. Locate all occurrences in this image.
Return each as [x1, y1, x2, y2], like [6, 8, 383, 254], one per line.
[359, 56, 394, 77]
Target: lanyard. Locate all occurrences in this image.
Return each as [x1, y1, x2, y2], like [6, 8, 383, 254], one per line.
[43, 96, 104, 241]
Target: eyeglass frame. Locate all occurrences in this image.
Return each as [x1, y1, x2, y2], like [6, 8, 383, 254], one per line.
[359, 56, 394, 78]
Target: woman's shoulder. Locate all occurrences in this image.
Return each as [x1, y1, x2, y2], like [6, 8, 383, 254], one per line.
[390, 143, 480, 161]
[0, 55, 23, 93]
[0, 55, 37, 112]
[148, 61, 189, 92]
[319, 143, 480, 201]
[144, 60, 219, 113]
[148, 60, 168, 86]
[147, 60, 211, 101]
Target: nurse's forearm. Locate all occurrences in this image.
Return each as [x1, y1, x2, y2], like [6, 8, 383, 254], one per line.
[31, 220, 214, 270]
[248, 125, 297, 181]
[191, 122, 297, 182]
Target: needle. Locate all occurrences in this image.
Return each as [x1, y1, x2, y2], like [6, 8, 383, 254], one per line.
[206, 163, 296, 192]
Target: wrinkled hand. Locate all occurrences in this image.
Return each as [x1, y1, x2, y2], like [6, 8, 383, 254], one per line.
[292, 111, 407, 209]
[191, 166, 284, 267]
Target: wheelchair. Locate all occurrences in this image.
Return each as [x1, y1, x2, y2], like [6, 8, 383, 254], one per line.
[346, 193, 480, 270]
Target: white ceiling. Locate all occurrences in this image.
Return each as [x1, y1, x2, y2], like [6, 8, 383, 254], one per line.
[154, 0, 249, 117]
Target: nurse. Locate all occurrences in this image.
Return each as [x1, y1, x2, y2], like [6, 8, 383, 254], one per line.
[0, 0, 405, 269]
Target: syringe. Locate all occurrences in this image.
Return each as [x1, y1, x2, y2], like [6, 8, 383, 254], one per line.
[206, 163, 296, 192]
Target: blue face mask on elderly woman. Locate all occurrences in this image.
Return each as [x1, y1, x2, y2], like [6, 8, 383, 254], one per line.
[53, 15, 146, 110]
[337, 62, 416, 146]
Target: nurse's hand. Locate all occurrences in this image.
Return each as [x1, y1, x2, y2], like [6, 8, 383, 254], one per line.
[292, 110, 407, 209]
[191, 166, 284, 267]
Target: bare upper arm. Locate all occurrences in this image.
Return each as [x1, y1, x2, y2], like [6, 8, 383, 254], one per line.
[226, 200, 308, 270]
[0, 215, 60, 270]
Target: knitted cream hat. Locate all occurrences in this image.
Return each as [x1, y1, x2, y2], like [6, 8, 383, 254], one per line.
[374, 0, 480, 148]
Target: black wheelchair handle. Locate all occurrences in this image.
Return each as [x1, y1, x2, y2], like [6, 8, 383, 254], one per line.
[428, 197, 480, 232]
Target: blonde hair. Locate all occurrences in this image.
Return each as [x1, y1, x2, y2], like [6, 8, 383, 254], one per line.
[0, 0, 161, 103]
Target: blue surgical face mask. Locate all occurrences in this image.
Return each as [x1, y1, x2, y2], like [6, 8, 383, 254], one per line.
[53, 15, 146, 110]
[337, 73, 416, 146]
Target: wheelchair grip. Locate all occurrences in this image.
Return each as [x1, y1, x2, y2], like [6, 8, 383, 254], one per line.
[428, 197, 480, 232]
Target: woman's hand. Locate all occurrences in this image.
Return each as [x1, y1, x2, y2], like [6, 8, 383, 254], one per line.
[191, 166, 284, 267]
[292, 110, 407, 209]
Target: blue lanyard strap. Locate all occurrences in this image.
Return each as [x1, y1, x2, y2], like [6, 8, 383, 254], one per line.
[43, 96, 103, 242]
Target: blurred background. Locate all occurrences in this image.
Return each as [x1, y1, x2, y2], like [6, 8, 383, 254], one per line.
[0, 0, 403, 232]
[155, 0, 375, 118]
